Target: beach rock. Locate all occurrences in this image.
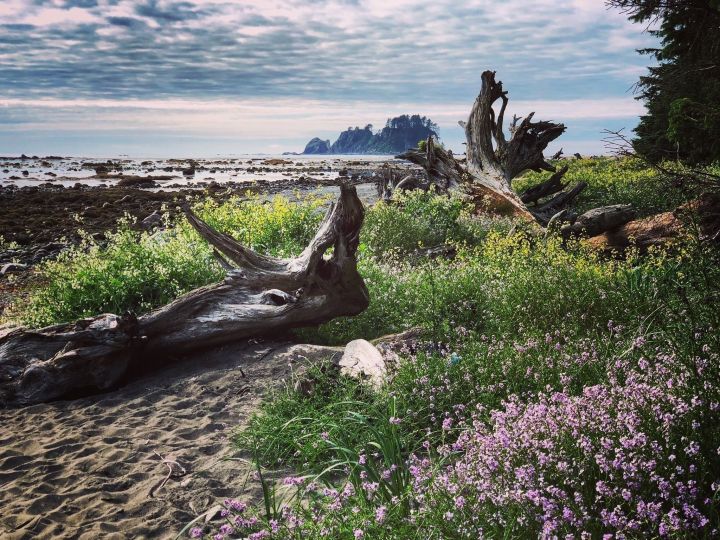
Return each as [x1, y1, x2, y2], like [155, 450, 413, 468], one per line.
[117, 176, 158, 188]
[262, 158, 293, 166]
[141, 211, 163, 230]
[336, 339, 387, 388]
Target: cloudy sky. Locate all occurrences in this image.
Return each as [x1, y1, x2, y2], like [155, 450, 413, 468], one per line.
[0, 0, 655, 157]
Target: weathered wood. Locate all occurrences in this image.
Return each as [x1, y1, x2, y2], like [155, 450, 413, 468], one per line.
[587, 192, 720, 253]
[560, 204, 636, 238]
[397, 70, 636, 231]
[520, 165, 569, 205]
[396, 136, 465, 194]
[374, 164, 429, 200]
[534, 181, 588, 224]
[0, 185, 370, 407]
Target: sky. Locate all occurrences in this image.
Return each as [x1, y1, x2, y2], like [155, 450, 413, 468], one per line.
[0, 0, 656, 157]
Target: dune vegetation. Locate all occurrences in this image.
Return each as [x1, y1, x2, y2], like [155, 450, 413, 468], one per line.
[9, 156, 720, 538]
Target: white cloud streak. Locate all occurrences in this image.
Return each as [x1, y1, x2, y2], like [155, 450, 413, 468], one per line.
[0, 0, 654, 154]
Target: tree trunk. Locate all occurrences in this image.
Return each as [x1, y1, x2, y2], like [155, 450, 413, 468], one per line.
[0, 185, 370, 407]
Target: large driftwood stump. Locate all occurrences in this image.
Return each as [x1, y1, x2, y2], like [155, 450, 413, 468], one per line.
[0, 185, 370, 406]
[397, 70, 635, 235]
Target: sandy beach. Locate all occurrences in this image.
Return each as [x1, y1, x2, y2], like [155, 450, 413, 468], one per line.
[0, 340, 342, 539]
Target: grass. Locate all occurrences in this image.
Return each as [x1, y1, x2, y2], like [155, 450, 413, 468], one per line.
[515, 156, 698, 217]
[7, 158, 720, 538]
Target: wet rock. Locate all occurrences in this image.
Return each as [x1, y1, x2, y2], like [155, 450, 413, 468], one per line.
[116, 177, 158, 188]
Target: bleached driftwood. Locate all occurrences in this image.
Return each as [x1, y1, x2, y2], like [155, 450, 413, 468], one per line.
[397, 70, 635, 233]
[0, 185, 370, 406]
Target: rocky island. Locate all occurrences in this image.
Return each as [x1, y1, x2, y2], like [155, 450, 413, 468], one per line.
[303, 114, 439, 154]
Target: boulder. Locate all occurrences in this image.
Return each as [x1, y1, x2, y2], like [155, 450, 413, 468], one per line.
[335, 339, 387, 388]
[141, 211, 163, 230]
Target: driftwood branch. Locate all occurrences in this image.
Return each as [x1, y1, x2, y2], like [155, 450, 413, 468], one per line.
[587, 192, 720, 253]
[520, 165, 569, 205]
[395, 136, 465, 195]
[0, 185, 370, 406]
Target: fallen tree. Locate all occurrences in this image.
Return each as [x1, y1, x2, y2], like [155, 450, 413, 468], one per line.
[0, 185, 370, 407]
[587, 192, 720, 253]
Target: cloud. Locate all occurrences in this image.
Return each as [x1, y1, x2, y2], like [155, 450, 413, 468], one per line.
[0, 0, 655, 154]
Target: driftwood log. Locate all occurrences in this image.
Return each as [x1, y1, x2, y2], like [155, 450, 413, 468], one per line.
[396, 137, 466, 196]
[397, 70, 636, 236]
[587, 192, 720, 253]
[0, 185, 370, 407]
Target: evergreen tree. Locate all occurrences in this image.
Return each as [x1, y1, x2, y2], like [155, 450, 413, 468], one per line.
[609, 0, 720, 163]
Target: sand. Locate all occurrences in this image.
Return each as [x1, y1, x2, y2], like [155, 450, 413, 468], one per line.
[0, 340, 341, 539]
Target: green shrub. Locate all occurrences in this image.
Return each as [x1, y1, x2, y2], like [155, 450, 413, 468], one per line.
[362, 190, 474, 257]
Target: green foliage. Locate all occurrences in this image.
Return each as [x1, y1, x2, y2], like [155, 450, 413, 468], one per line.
[515, 156, 693, 217]
[236, 365, 380, 470]
[609, 0, 720, 164]
[190, 192, 328, 257]
[361, 189, 508, 257]
[17, 222, 223, 328]
[14, 193, 327, 327]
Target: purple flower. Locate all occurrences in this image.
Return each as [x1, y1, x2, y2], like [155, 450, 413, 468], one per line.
[283, 476, 304, 486]
[375, 505, 387, 524]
